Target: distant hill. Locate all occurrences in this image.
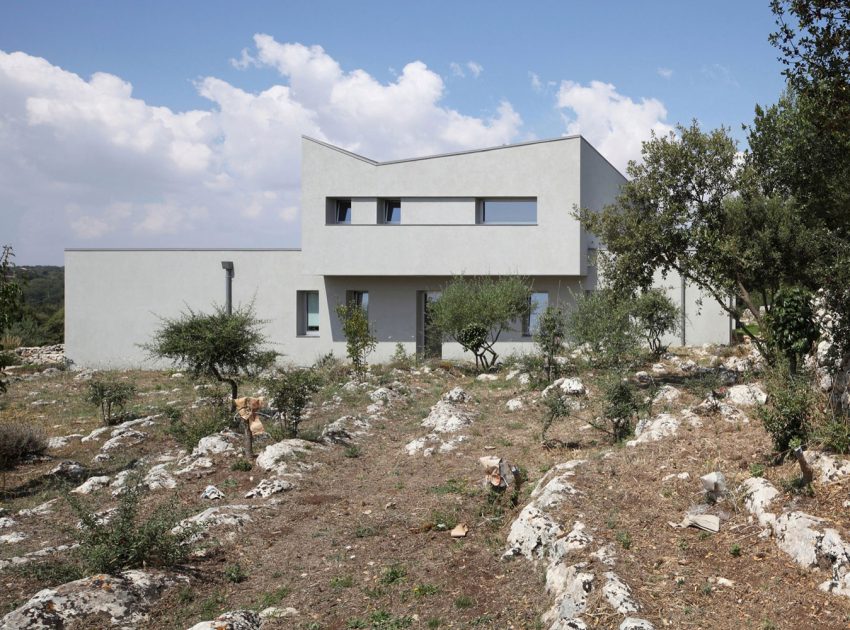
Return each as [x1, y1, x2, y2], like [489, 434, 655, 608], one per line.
[5, 266, 64, 345]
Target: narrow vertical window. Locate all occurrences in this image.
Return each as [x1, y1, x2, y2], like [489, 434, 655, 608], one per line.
[523, 291, 549, 336]
[297, 290, 320, 336]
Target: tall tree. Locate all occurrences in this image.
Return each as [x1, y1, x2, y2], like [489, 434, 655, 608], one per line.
[580, 122, 813, 354]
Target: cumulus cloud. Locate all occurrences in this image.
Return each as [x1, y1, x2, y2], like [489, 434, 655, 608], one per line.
[556, 80, 673, 171]
[0, 39, 521, 262]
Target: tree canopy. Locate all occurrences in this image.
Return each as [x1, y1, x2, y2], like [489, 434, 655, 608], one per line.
[429, 276, 531, 371]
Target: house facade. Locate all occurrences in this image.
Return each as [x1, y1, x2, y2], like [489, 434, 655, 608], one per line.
[65, 136, 731, 369]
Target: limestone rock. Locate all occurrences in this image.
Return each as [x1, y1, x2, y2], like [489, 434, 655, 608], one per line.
[245, 478, 293, 498]
[628, 414, 678, 446]
[70, 475, 111, 495]
[176, 505, 253, 534]
[725, 384, 767, 407]
[620, 619, 655, 630]
[506, 398, 524, 412]
[47, 434, 84, 449]
[48, 460, 87, 480]
[421, 401, 475, 434]
[502, 505, 563, 560]
[0, 517, 15, 529]
[602, 572, 640, 613]
[476, 373, 498, 382]
[0, 570, 182, 629]
[0, 531, 27, 544]
[652, 385, 681, 404]
[192, 433, 238, 457]
[143, 464, 177, 491]
[201, 485, 225, 500]
[187, 610, 261, 630]
[442, 387, 471, 404]
[321, 415, 370, 444]
[255, 439, 315, 474]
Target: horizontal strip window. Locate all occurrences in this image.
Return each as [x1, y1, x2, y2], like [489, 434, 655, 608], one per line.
[476, 198, 537, 224]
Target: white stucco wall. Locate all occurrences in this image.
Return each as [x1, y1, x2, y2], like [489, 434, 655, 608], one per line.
[301, 136, 604, 277]
[64, 249, 585, 368]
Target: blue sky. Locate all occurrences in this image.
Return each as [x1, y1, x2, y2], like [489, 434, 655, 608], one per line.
[1, 1, 787, 263]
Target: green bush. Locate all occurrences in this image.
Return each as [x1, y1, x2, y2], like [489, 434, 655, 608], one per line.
[758, 366, 815, 454]
[590, 374, 640, 442]
[166, 403, 230, 451]
[540, 388, 571, 444]
[814, 415, 850, 455]
[335, 303, 377, 377]
[264, 367, 321, 439]
[0, 421, 47, 473]
[631, 289, 679, 356]
[66, 480, 196, 574]
[534, 306, 568, 382]
[86, 378, 136, 426]
[567, 289, 640, 368]
[767, 287, 819, 373]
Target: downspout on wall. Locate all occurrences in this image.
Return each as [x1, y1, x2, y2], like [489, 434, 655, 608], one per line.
[221, 261, 234, 315]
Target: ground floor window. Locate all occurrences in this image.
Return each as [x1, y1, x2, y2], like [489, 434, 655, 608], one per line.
[523, 291, 549, 336]
[297, 290, 320, 336]
[345, 290, 369, 316]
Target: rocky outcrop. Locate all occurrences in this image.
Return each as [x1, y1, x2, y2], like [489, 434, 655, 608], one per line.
[0, 570, 183, 628]
[406, 389, 476, 456]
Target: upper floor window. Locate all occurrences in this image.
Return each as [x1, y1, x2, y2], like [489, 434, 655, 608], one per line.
[523, 291, 549, 336]
[382, 199, 401, 224]
[477, 198, 537, 224]
[335, 199, 352, 224]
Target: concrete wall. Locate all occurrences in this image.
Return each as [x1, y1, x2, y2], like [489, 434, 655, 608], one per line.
[300, 136, 616, 276]
[654, 269, 732, 347]
[64, 249, 584, 368]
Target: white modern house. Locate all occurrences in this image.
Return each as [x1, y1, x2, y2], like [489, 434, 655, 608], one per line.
[65, 135, 731, 369]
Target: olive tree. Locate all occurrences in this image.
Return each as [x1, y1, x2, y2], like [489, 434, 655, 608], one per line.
[631, 289, 680, 356]
[428, 276, 531, 371]
[144, 303, 276, 458]
[0, 245, 23, 335]
[566, 288, 640, 368]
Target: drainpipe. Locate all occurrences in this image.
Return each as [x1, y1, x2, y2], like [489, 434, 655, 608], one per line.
[221, 261, 234, 315]
[680, 275, 687, 346]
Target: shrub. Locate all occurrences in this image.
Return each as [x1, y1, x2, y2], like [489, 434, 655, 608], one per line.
[589, 374, 640, 443]
[767, 287, 819, 373]
[230, 459, 252, 472]
[166, 404, 230, 451]
[813, 414, 850, 455]
[567, 289, 640, 368]
[224, 563, 248, 583]
[335, 303, 377, 377]
[264, 368, 321, 438]
[66, 480, 196, 574]
[0, 421, 47, 474]
[391, 343, 415, 369]
[758, 365, 816, 455]
[86, 378, 136, 426]
[631, 289, 679, 356]
[540, 388, 571, 445]
[534, 306, 568, 382]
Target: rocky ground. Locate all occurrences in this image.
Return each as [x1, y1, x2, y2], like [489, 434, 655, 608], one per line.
[1, 345, 850, 629]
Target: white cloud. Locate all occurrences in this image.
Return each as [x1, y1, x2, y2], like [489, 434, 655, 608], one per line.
[657, 67, 673, 79]
[556, 80, 674, 172]
[701, 63, 738, 86]
[449, 60, 483, 79]
[466, 61, 483, 78]
[529, 72, 543, 92]
[0, 40, 522, 262]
